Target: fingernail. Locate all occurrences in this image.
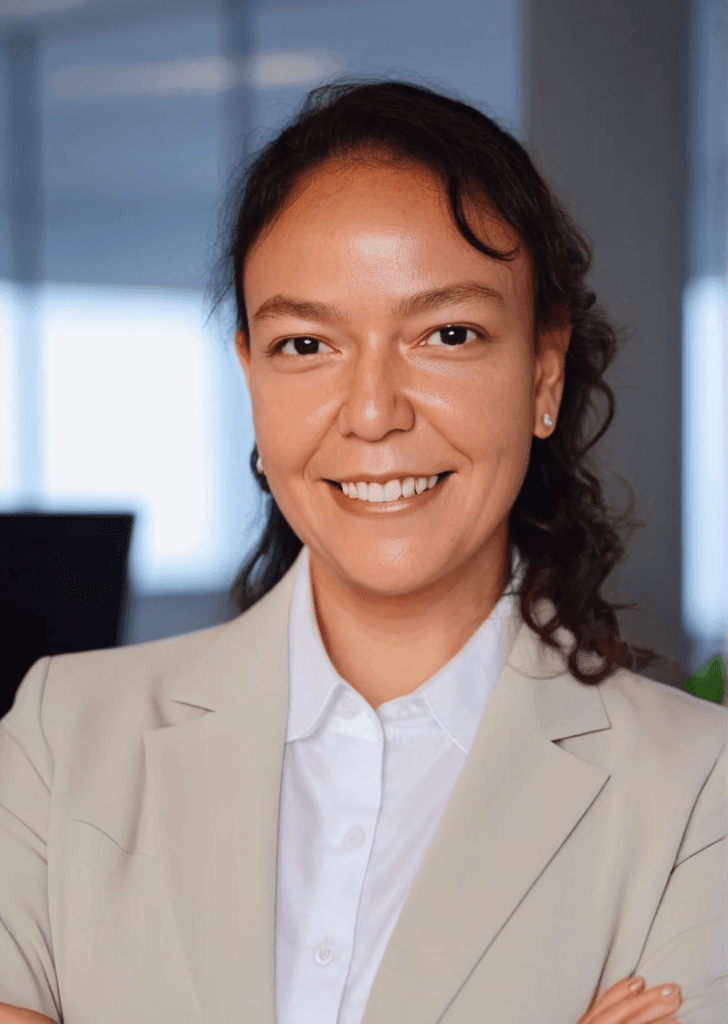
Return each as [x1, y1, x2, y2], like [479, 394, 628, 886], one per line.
[628, 977, 645, 992]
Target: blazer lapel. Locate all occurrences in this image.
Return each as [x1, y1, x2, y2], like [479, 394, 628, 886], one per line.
[142, 547, 306, 1024]
[360, 619, 613, 1024]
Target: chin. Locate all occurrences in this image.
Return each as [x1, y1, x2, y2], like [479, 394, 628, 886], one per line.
[329, 544, 453, 595]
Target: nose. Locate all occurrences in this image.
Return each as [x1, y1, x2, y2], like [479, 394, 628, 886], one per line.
[337, 342, 415, 440]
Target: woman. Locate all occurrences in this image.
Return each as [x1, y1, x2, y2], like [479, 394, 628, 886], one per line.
[0, 80, 724, 1024]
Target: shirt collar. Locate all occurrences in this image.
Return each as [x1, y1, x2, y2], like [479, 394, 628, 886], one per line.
[287, 546, 524, 752]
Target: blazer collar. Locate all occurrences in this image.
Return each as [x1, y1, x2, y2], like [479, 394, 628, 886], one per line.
[162, 544, 306, 714]
[147, 547, 611, 1024]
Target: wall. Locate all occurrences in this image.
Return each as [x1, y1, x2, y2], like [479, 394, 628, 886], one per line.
[528, 0, 689, 682]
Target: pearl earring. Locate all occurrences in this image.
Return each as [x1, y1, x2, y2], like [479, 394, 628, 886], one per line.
[543, 413, 553, 428]
[256, 454, 264, 474]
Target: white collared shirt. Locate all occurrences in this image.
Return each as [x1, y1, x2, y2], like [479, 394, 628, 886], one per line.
[275, 546, 523, 1024]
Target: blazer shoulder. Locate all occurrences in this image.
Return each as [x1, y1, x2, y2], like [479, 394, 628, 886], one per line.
[29, 612, 248, 744]
[598, 665, 727, 758]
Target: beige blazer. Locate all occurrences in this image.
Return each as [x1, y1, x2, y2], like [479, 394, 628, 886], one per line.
[0, 546, 726, 1024]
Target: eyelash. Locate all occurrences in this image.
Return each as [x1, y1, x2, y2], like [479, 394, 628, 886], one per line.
[270, 324, 484, 356]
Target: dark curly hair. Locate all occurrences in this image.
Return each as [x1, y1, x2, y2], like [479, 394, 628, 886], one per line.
[209, 77, 661, 685]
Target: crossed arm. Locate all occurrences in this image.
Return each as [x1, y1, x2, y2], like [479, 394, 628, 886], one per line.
[0, 975, 686, 1023]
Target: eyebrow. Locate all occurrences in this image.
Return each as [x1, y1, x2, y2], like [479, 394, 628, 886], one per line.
[251, 281, 507, 325]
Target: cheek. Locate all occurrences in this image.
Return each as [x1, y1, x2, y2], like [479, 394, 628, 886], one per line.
[250, 370, 333, 467]
[438, 360, 533, 456]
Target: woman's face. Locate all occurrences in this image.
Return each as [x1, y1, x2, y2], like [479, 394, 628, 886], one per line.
[238, 157, 568, 598]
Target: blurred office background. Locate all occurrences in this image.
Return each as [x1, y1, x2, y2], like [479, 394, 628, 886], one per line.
[0, 0, 725, 703]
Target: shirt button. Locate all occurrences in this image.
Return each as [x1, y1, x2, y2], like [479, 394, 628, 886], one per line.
[343, 824, 365, 849]
[314, 941, 335, 965]
[338, 694, 358, 719]
[398, 702, 413, 719]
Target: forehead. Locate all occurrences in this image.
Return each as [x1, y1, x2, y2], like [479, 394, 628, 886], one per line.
[245, 156, 530, 300]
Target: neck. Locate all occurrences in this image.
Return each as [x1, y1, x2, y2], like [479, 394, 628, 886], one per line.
[308, 534, 510, 709]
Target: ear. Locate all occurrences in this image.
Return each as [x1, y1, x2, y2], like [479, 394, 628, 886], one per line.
[235, 329, 252, 390]
[533, 316, 571, 439]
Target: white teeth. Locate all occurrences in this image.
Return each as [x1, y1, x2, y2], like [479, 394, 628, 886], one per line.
[340, 474, 444, 502]
[383, 479, 402, 501]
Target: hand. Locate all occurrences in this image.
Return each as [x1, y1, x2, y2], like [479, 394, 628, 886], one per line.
[0, 1004, 57, 1024]
[578, 976, 682, 1024]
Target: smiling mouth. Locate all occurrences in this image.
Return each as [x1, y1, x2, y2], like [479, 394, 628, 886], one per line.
[323, 471, 450, 503]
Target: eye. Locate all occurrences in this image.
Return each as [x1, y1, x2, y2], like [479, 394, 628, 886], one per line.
[276, 336, 333, 356]
[423, 325, 482, 347]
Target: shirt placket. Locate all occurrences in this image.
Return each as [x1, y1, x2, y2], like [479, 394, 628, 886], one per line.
[293, 693, 384, 1024]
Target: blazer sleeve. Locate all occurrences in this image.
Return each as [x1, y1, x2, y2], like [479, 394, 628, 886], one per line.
[635, 741, 728, 1024]
[0, 656, 62, 1023]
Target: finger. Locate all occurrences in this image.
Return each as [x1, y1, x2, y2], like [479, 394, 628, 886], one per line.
[0, 1005, 57, 1024]
[625, 1014, 681, 1024]
[620, 985, 682, 1024]
[595, 976, 647, 1013]
[579, 976, 648, 1023]
[587, 983, 681, 1024]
